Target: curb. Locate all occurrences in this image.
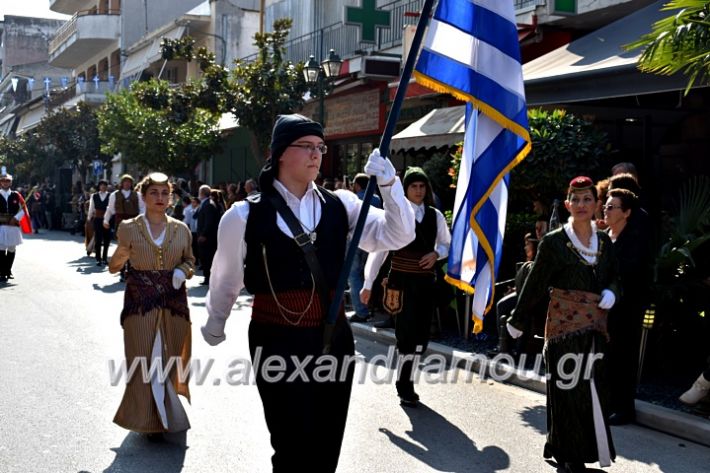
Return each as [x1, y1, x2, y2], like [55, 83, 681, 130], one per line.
[350, 321, 710, 448]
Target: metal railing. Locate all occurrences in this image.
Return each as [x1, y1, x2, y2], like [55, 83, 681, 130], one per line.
[49, 9, 120, 54]
[515, 0, 546, 11]
[48, 79, 118, 108]
[241, 0, 424, 63]
[242, 0, 545, 64]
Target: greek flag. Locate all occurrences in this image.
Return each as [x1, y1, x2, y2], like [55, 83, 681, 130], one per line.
[414, 0, 531, 333]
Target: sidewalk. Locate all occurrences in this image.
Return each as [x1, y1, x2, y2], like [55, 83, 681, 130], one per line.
[348, 316, 710, 449]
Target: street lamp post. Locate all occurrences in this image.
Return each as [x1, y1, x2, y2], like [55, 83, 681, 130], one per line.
[303, 49, 342, 126]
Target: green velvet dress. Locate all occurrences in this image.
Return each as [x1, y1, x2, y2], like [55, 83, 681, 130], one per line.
[509, 226, 620, 466]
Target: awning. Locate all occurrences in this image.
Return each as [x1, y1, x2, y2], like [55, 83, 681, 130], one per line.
[523, 0, 695, 105]
[16, 106, 46, 135]
[0, 113, 16, 136]
[390, 105, 465, 153]
[120, 25, 186, 81]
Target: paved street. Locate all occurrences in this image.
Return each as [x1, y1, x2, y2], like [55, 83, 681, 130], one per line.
[1, 232, 709, 473]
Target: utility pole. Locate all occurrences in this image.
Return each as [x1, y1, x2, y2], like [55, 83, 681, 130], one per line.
[260, 0, 265, 34]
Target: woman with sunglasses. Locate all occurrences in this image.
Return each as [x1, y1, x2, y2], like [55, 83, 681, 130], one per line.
[109, 172, 195, 439]
[604, 188, 649, 426]
[507, 176, 620, 473]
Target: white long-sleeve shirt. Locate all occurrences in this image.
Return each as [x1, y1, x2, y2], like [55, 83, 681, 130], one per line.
[204, 178, 416, 337]
[363, 201, 451, 290]
[0, 189, 25, 221]
[103, 189, 145, 226]
[183, 205, 198, 233]
[86, 191, 109, 220]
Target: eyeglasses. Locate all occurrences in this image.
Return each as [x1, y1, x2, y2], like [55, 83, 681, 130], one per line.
[288, 143, 328, 154]
[604, 204, 623, 211]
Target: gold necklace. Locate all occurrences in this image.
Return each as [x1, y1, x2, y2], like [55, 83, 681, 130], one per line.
[262, 244, 315, 326]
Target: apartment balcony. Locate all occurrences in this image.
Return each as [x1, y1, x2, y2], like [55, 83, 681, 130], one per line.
[243, 0, 551, 64]
[50, 0, 93, 16]
[48, 10, 120, 68]
[48, 79, 118, 109]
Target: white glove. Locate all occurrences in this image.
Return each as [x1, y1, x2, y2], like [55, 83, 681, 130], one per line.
[598, 289, 616, 310]
[506, 323, 523, 339]
[172, 268, 186, 290]
[201, 317, 226, 346]
[363, 148, 396, 186]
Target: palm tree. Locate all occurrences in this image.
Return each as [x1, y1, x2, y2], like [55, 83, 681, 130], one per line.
[627, 1, 710, 93]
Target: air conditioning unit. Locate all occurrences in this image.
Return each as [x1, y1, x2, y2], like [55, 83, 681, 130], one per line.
[359, 56, 401, 79]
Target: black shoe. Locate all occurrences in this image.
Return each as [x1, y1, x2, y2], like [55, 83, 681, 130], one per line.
[96, 260, 103, 266]
[144, 432, 164, 443]
[374, 317, 395, 329]
[349, 313, 371, 323]
[543, 443, 553, 459]
[7, 272, 13, 279]
[563, 462, 586, 473]
[0, 275, 7, 283]
[399, 392, 420, 407]
[608, 411, 635, 425]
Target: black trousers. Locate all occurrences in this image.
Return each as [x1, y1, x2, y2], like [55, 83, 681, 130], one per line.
[249, 319, 355, 473]
[92, 218, 111, 261]
[0, 250, 15, 278]
[608, 302, 644, 415]
[392, 272, 435, 394]
[198, 242, 215, 280]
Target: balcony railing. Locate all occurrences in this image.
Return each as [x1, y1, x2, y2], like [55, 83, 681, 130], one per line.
[515, 0, 546, 11]
[49, 9, 120, 54]
[242, 0, 546, 64]
[48, 79, 118, 108]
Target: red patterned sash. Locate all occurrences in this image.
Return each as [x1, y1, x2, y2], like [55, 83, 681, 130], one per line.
[545, 288, 609, 342]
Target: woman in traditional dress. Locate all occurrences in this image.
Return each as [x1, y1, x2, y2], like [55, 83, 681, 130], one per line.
[507, 176, 620, 473]
[109, 172, 195, 439]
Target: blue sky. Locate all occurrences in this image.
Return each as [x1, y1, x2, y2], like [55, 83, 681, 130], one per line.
[0, 0, 70, 21]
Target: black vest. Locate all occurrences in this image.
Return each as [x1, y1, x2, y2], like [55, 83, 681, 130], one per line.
[0, 191, 21, 215]
[93, 193, 109, 211]
[394, 205, 437, 257]
[244, 187, 348, 294]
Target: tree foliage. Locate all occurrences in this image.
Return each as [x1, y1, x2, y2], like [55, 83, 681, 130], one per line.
[0, 103, 104, 184]
[41, 105, 106, 178]
[230, 18, 309, 158]
[96, 38, 224, 177]
[510, 108, 610, 206]
[97, 81, 222, 177]
[449, 109, 610, 207]
[628, 0, 710, 92]
[97, 18, 307, 176]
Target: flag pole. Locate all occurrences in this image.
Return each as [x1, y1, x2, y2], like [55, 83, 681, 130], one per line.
[323, 0, 436, 352]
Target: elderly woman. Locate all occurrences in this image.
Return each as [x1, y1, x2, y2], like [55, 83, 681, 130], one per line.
[604, 188, 650, 425]
[109, 172, 195, 438]
[507, 176, 620, 473]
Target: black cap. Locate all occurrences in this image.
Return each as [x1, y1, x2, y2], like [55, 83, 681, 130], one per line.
[259, 114, 324, 191]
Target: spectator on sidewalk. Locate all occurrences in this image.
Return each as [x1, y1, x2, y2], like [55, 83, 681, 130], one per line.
[195, 185, 219, 285]
[604, 188, 651, 425]
[348, 173, 382, 323]
[680, 365, 710, 406]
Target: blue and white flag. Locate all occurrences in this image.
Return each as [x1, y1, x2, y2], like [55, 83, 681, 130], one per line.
[414, 0, 531, 333]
